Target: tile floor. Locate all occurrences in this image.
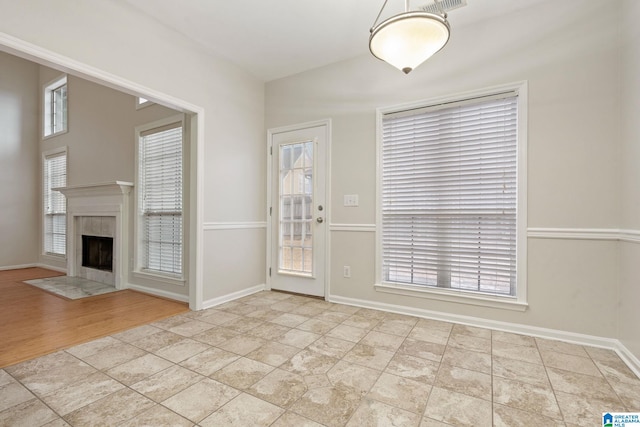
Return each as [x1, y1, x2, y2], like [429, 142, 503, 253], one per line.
[1, 291, 638, 426]
[24, 276, 118, 300]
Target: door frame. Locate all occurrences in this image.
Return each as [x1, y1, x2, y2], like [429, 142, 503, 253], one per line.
[266, 119, 332, 298]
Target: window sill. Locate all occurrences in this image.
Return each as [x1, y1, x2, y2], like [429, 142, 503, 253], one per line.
[43, 128, 68, 141]
[374, 282, 528, 312]
[133, 270, 185, 287]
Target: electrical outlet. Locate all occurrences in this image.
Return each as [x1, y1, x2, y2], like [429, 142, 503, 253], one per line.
[343, 265, 351, 278]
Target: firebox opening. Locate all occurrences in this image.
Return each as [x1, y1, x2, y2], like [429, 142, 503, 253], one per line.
[82, 235, 113, 272]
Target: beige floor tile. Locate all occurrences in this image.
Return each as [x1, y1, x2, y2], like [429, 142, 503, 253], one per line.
[131, 330, 184, 352]
[40, 371, 123, 416]
[64, 388, 155, 427]
[555, 390, 626, 427]
[327, 304, 361, 315]
[536, 338, 589, 357]
[217, 334, 267, 355]
[297, 318, 338, 335]
[595, 357, 640, 385]
[451, 324, 492, 340]
[541, 350, 602, 377]
[161, 378, 239, 423]
[493, 377, 562, 420]
[246, 308, 284, 322]
[435, 364, 492, 401]
[610, 380, 640, 410]
[343, 343, 395, 371]
[0, 380, 34, 412]
[196, 309, 241, 325]
[223, 317, 265, 333]
[168, 319, 216, 337]
[82, 341, 147, 370]
[200, 393, 284, 427]
[106, 353, 173, 385]
[41, 418, 71, 426]
[271, 313, 310, 328]
[398, 338, 446, 363]
[226, 302, 262, 315]
[155, 338, 210, 363]
[305, 374, 332, 389]
[5, 351, 97, 396]
[290, 385, 362, 427]
[492, 340, 543, 364]
[112, 324, 162, 343]
[354, 308, 387, 320]
[315, 310, 351, 324]
[281, 349, 339, 376]
[346, 398, 421, 426]
[408, 326, 451, 346]
[342, 314, 380, 330]
[291, 303, 328, 317]
[492, 330, 537, 347]
[583, 346, 622, 363]
[249, 368, 308, 408]
[119, 404, 193, 426]
[271, 301, 303, 312]
[326, 360, 381, 395]
[360, 330, 405, 353]
[492, 355, 550, 387]
[308, 336, 356, 359]
[368, 372, 432, 414]
[0, 398, 58, 426]
[246, 322, 291, 340]
[277, 329, 321, 348]
[447, 334, 491, 354]
[211, 357, 274, 389]
[546, 366, 620, 401]
[179, 347, 240, 376]
[64, 336, 121, 359]
[415, 318, 453, 332]
[374, 317, 418, 337]
[420, 417, 452, 426]
[493, 403, 566, 427]
[271, 411, 325, 427]
[385, 353, 439, 384]
[246, 340, 300, 367]
[151, 315, 192, 330]
[131, 365, 204, 402]
[424, 386, 492, 427]
[326, 324, 369, 343]
[442, 346, 491, 374]
[0, 370, 12, 387]
[192, 326, 239, 346]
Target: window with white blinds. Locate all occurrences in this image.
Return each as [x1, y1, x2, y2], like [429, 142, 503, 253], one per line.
[138, 122, 183, 276]
[381, 92, 519, 297]
[43, 151, 67, 256]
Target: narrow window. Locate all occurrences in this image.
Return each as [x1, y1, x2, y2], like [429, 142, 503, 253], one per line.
[138, 121, 183, 276]
[380, 90, 521, 297]
[44, 76, 68, 137]
[43, 150, 67, 256]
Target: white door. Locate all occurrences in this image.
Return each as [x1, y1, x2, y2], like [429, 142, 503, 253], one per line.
[268, 122, 328, 297]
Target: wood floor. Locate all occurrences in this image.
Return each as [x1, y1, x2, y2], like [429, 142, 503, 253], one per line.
[0, 267, 189, 368]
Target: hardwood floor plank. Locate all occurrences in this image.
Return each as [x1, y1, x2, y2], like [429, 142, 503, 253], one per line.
[0, 268, 189, 368]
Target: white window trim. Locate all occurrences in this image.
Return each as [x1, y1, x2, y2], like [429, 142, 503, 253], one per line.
[375, 81, 528, 311]
[43, 75, 68, 139]
[133, 114, 186, 282]
[42, 146, 68, 258]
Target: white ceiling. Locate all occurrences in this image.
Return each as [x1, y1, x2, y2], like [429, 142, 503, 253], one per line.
[123, 0, 546, 82]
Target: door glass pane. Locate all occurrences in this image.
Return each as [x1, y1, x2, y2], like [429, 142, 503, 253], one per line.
[279, 141, 313, 275]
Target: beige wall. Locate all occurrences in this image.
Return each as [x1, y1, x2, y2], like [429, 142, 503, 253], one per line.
[0, 52, 39, 268]
[266, 0, 622, 339]
[1, 0, 266, 304]
[619, 0, 640, 358]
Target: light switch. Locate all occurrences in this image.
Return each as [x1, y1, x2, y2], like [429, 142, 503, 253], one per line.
[344, 194, 359, 207]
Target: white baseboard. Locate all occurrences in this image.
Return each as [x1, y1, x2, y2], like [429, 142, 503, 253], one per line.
[36, 263, 67, 273]
[328, 294, 640, 379]
[0, 263, 38, 271]
[126, 283, 189, 303]
[202, 284, 265, 310]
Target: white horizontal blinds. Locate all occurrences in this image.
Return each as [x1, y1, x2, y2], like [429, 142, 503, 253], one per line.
[44, 152, 67, 255]
[139, 123, 183, 275]
[381, 94, 518, 296]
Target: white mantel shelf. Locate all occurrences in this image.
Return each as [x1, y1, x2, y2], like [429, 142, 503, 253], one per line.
[55, 181, 134, 198]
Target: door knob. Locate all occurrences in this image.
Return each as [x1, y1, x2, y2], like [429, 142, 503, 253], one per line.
[316, 217, 324, 224]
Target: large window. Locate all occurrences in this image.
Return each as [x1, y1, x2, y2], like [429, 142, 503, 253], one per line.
[137, 119, 183, 277]
[43, 75, 68, 137]
[378, 84, 526, 305]
[43, 149, 67, 256]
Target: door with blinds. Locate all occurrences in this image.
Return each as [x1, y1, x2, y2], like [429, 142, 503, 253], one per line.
[268, 122, 328, 297]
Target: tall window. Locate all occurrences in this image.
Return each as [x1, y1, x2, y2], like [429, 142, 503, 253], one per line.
[138, 121, 183, 276]
[43, 150, 67, 256]
[379, 88, 524, 298]
[44, 75, 68, 137]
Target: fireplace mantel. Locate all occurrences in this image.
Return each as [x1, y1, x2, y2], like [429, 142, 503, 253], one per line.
[58, 181, 133, 290]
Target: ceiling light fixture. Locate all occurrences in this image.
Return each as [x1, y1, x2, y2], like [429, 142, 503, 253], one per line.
[369, 0, 450, 74]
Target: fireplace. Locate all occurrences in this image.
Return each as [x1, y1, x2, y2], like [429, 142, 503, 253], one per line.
[82, 235, 113, 272]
